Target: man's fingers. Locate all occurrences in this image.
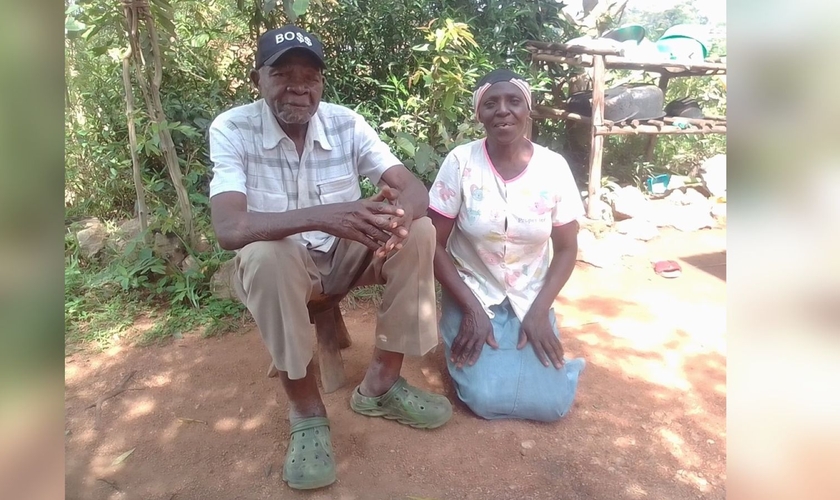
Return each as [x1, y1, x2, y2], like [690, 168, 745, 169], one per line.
[355, 232, 384, 252]
[366, 201, 404, 217]
[486, 331, 499, 349]
[378, 186, 400, 202]
[368, 191, 387, 203]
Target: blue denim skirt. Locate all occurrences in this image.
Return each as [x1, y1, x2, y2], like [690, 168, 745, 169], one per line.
[440, 292, 585, 422]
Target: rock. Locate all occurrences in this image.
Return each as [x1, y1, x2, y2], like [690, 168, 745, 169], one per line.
[667, 175, 688, 191]
[153, 232, 188, 266]
[577, 228, 597, 252]
[587, 198, 613, 223]
[711, 202, 726, 221]
[601, 233, 646, 257]
[119, 218, 144, 240]
[521, 440, 536, 450]
[210, 259, 238, 300]
[664, 190, 683, 206]
[610, 186, 649, 220]
[180, 255, 200, 273]
[615, 218, 659, 241]
[75, 218, 107, 258]
[110, 218, 146, 253]
[670, 205, 716, 232]
[699, 154, 726, 198]
[579, 217, 612, 238]
[684, 187, 711, 209]
[578, 243, 622, 268]
[194, 234, 213, 253]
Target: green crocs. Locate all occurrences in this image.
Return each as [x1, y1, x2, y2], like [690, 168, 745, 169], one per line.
[350, 377, 452, 429]
[282, 417, 336, 490]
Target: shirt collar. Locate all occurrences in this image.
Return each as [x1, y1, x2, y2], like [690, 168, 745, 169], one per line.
[260, 99, 332, 151]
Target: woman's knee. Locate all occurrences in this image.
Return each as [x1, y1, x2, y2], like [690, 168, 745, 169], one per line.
[457, 382, 514, 420]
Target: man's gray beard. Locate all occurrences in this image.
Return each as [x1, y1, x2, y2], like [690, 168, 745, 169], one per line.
[274, 106, 312, 125]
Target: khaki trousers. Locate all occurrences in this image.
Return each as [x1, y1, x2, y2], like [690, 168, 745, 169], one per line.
[233, 217, 438, 380]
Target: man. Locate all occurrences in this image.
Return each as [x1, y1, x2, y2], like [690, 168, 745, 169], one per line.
[208, 26, 452, 490]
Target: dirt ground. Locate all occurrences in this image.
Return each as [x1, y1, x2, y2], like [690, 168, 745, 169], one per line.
[65, 227, 726, 500]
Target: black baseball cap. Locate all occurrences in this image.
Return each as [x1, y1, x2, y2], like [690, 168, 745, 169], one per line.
[255, 26, 326, 70]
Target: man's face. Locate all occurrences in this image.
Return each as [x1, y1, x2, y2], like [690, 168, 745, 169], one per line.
[252, 50, 324, 125]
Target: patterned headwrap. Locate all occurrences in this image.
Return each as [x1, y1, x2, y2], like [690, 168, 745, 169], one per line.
[472, 69, 532, 117]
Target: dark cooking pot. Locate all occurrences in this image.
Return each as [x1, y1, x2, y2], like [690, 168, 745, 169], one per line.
[566, 86, 639, 123]
[626, 84, 665, 120]
[665, 97, 703, 119]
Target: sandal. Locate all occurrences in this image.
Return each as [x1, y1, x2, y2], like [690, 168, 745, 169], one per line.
[282, 417, 336, 490]
[350, 377, 452, 429]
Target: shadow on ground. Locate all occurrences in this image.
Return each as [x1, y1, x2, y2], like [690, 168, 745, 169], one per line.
[65, 229, 727, 500]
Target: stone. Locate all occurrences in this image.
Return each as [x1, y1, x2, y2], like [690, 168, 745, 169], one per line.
[711, 202, 726, 221]
[667, 175, 688, 191]
[153, 232, 188, 267]
[610, 186, 649, 220]
[684, 187, 711, 209]
[670, 205, 716, 232]
[75, 218, 107, 258]
[601, 233, 646, 257]
[579, 217, 612, 237]
[700, 154, 726, 198]
[194, 234, 213, 253]
[521, 440, 536, 450]
[587, 198, 613, 223]
[615, 218, 659, 241]
[210, 259, 238, 300]
[119, 218, 144, 240]
[665, 189, 688, 205]
[577, 228, 597, 252]
[110, 218, 146, 253]
[578, 242, 622, 268]
[180, 255, 200, 273]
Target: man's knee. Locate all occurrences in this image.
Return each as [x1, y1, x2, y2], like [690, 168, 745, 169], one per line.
[406, 216, 435, 248]
[237, 239, 308, 271]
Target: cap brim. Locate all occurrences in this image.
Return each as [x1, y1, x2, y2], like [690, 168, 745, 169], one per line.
[263, 47, 326, 69]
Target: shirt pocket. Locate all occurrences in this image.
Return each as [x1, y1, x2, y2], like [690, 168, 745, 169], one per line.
[247, 187, 289, 213]
[316, 175, 361, 205]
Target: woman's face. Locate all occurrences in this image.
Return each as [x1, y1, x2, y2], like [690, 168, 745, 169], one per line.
[477, 82, 530, 144]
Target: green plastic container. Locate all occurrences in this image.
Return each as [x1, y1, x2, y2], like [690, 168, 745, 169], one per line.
[658, 24, 709, 58]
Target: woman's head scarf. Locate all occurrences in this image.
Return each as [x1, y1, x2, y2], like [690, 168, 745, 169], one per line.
[472, 68, 532, 117]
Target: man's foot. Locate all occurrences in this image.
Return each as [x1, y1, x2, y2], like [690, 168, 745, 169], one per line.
[350, 377, 452, 429]
[282, 417, 336, 490]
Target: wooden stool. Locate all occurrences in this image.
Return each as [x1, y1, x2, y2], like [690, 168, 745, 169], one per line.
[266, 294, 353, 393]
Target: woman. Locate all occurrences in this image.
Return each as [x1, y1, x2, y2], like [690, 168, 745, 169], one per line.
[428, 69, 586, 422]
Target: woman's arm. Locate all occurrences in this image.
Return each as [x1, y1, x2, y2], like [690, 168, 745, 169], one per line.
[429, 211, 483, 312]
[517, 220, 579, 368]
[529, 220, 580, 315]
[429, 210, 497, 367]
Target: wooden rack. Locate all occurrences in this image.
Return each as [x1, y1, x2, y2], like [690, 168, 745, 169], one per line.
[526, 40, 727, 218]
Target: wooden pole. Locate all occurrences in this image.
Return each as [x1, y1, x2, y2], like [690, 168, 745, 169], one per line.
[586, 54, 606, 219]
[121, 4, 148, 239]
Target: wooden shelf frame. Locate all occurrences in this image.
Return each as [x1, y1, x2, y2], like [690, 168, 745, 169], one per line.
[526, 41, 727, 218]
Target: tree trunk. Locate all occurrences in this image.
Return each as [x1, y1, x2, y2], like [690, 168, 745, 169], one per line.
[141, 7, 196, 247]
